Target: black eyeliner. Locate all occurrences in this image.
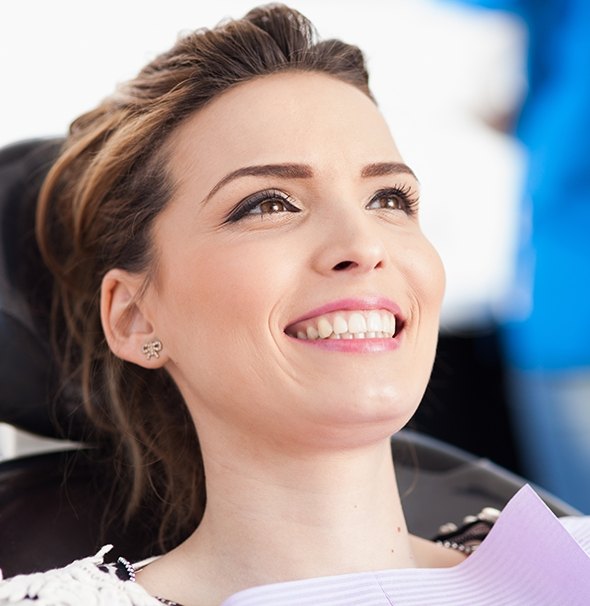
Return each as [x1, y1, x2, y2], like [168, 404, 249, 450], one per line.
[223, 189, 300, 224]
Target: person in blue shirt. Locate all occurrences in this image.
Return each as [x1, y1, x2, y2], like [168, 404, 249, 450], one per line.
[448, 0, 590, 511]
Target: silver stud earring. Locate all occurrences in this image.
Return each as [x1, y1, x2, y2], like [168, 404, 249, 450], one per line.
[142, 339, 163, 360]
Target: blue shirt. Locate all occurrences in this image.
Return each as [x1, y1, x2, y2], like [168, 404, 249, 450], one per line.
[449, 0, 590, 370]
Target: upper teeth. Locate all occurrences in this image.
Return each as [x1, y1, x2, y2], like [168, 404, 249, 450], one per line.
[291, 310, 396, 340]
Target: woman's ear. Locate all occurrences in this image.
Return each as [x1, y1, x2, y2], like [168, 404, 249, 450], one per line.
[101, 268, 168, 368]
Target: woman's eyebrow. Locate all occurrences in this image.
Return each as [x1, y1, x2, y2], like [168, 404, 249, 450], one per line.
[203, 163, 313, 203]
[361, 162, 418, 181]
[203, 161, 418, 204]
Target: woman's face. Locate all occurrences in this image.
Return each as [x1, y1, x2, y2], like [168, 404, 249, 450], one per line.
[144, 72, 445, 449]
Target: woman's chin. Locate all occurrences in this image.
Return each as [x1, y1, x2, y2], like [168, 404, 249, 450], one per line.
[291, 390, 421, 446]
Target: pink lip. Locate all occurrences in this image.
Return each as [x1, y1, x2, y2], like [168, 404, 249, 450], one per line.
[286, 296, 403, 326]
[293, 336, 403, 353]
[284, 296, 405, 354]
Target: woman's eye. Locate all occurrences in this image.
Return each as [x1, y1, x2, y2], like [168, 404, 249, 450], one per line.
[366, 186, 419, 215]
[224, 190, 301, 223]
[254, 199, 292, 215]
[369, 196, 404, 210]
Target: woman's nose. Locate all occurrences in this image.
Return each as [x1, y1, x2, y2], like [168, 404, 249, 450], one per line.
[311, 211, 387, 276]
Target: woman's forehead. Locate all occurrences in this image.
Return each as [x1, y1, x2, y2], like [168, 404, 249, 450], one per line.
[165, 72, 400, 186]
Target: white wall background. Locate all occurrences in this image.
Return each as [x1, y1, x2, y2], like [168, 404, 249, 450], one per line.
[0, 0, 526, 456]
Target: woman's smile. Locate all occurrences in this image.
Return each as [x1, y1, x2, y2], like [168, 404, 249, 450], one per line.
[284, 297, 405, 352]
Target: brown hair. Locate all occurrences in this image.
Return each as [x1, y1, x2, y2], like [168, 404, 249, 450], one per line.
[36, 3, 373, 550]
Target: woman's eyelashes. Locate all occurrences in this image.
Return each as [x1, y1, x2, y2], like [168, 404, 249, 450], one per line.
[366, 185, 419, 216]
[223, 189, 301, 223]
[222, 183, 419, 224]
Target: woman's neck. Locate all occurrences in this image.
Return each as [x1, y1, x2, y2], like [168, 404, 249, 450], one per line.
[142, 437, 415, 605]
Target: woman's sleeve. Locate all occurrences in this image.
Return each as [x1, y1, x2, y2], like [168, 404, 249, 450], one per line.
[0, 546, 161, 606]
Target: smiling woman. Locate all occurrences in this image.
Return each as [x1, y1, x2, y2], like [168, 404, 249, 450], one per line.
[1, 4, 589, 606]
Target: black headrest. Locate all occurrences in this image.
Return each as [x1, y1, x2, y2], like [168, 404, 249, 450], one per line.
[0, 138, 87, 440]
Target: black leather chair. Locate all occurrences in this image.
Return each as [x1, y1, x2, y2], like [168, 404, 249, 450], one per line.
[0, 138, 86, 439]
[0, 140, 580, 579]
[391, 429, 579, 538]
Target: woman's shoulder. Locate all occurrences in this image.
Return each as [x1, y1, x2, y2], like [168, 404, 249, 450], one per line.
[0, 546, 175, 606]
